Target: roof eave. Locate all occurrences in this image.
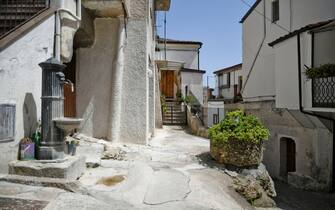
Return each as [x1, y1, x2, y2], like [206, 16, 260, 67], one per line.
[239, 0, 262, 23]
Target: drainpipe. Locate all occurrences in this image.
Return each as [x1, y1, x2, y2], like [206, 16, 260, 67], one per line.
[296, 32, 335, 191]
[54, 0, 82, 61]
[241, 0, 266, 94]
[198, 44, 202, 70]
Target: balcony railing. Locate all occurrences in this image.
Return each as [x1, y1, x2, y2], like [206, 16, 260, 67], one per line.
[312, 76, 335, 108]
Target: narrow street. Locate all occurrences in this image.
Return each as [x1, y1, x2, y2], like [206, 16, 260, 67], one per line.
[1, 126, 335, 210]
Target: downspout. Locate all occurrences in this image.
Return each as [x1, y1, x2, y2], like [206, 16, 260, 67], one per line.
[296, 32, 335, 191]
[198, 44, 202, 70]
[121, 0, 128, 37]
[241, 0, 266, 94]
[54, 0, 82, 61]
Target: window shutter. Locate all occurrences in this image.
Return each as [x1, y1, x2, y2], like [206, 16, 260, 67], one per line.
[0, 104, 16, 142]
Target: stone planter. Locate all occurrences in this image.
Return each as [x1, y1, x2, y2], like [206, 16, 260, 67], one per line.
[210, 138, 263, 167]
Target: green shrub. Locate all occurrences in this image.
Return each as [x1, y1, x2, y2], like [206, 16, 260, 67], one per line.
[176, 89, 182, 99]
[183, 95, 196, 105]
[209, 110, 269, 145]
[161, 95, 167, 113]
[305, 64, 335, 79]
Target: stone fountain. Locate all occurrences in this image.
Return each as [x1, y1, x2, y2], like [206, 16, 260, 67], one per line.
[7, 58, 86, 182]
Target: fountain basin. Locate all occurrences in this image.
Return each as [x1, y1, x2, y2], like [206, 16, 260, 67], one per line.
[53, 118, 83, 134]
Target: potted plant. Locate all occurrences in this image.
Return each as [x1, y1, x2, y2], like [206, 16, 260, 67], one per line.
[305, 64, 335, 107]
[305, 63, 335, 79]
[65, 138, 80, 156]
[209, 110, 269, 167]
[176, 89, 182, 102]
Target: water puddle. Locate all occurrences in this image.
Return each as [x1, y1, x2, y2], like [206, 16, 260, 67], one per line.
[96, 175, 126, 187]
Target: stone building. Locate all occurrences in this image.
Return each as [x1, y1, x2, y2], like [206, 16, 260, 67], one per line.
[235, 0, 335, 191]
[0, 0, 171, 173]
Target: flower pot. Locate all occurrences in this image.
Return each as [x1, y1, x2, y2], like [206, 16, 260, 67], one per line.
[20, 143, 35, 160]
[67, 143, 77, 156]
[210, 138, 263, 167]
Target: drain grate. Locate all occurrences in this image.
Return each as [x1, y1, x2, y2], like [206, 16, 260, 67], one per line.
[0, 197, 48, 210]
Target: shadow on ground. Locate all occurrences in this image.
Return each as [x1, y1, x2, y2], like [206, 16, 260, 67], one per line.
[274, 180, 335, 210]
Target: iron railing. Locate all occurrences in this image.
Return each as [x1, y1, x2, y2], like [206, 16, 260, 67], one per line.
[162, 105, 187, 125]
[0, 0, 50, 39]
[188, 90, 204, 125]
[312, 77, 335, 108]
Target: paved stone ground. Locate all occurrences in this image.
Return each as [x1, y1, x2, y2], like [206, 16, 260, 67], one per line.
[1, 126, 335, 210]
[78, 126, 253, 210]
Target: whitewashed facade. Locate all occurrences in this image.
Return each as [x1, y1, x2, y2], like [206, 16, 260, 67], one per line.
[214, 63, 243, 102]
[240, 0, 335, 191]
[0, 0, 171, 173]
[156, 39, 205, 104]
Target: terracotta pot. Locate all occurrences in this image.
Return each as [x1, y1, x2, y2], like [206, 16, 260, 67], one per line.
[210, 138, 263, 167]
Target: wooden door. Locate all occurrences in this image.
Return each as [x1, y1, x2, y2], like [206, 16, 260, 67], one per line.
[287, 139, 296, 172]
[160, 71, 174, 98]
[64, 83, 76, 117]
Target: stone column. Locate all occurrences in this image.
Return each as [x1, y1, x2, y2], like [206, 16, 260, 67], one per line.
[38, 58, 66, 160]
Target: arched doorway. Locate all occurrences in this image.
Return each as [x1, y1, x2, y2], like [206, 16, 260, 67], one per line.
[280, 137, 296, 179]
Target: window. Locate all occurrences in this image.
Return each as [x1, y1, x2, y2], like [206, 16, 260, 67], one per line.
[218, 73, 230, 89]
[272, 0, 279, 23]
[0, 104, 16, 142]
[213, 114, 219, 125]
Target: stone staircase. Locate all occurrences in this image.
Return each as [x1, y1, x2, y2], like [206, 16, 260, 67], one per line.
[163, 101, 187, 125]
[0, 0, 49, 38]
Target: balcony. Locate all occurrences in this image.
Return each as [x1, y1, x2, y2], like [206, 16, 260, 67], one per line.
[312, 76, 335, 108]
[82, 0, 129, 17]
[155, 0, 171, 11]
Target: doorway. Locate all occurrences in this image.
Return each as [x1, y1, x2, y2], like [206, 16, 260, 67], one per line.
[160, 70, 175, 98]
[280, 137, 296, 179]
[64, 52, 77, 118]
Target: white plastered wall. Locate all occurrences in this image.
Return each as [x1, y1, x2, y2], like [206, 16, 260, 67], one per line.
[181, 72, 204, 105]
[157, 43, 199, 69]
[0, 16, 55, 173]
[76, 18, 121, 139]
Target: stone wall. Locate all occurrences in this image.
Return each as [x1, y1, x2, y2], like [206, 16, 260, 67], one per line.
[186, 107, 209, 139]
[225, 101, 333, 191]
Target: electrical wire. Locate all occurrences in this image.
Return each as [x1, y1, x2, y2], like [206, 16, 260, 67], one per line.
[240, 0, 290, 33]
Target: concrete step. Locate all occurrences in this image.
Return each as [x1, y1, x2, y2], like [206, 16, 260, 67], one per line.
[163, 122, 187, 125]
[165, 107, 184, 111]
[8, 156, 86, 182]
[0, 174, 86, 193]
[163, 118, 186, 122]
[164, 112, 185, 116]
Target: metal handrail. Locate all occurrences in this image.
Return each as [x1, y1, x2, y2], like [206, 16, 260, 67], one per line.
[0, 0, 51, 39]
[187, 90, 204, 125]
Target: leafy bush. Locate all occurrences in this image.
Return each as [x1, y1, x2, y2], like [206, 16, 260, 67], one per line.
[176, 89, 182, 99]
[305, 64, 335, 79]
[160, 95, 167, 113]
[183, 95, 196, 105]
[209, 110, 269, 145]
